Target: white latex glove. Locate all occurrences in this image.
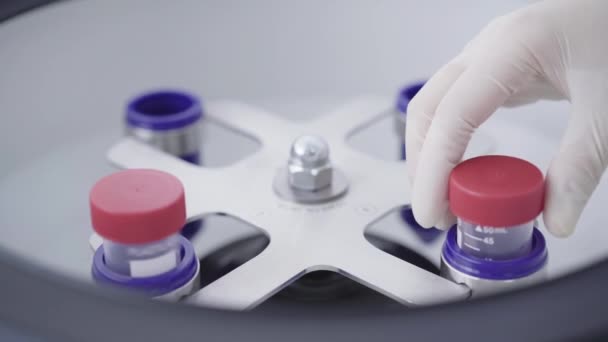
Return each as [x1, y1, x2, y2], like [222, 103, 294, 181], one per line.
[406, 0, 608, 237]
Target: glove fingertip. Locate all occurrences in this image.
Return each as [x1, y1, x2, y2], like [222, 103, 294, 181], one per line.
[411, 204, 437, 229]
[543, 210, 575, 238]
[435, 211, 456, 230]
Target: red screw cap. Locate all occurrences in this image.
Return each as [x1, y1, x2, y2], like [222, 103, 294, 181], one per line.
[90, 169, 186, 244]
[449, 155, 545, 227]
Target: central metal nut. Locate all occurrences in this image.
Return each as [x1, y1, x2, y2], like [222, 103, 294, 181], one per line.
[287, 135, 333, 191]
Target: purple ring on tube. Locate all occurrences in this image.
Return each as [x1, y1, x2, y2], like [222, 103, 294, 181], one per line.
[126, 90, 205, 238]
[396, 82, 441, 239]
[92, 236, 198, 296]
[396, 81, 425, 114]
[396, 81, 425, 161]
[395, 81, 440, 239]
[442, 226, 547, 280]
[400, 208, 443, 243]
[178, 149, 202, 239]
[126, 90, 203, 131]
[181, 219, 203, 240]
[180, 152, 201, 165]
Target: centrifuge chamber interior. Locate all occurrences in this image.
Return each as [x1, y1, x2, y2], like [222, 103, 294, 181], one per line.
[1, 0, 608, 341]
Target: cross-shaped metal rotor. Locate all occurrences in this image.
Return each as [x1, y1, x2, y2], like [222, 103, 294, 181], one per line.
[107, 96, 470, 310]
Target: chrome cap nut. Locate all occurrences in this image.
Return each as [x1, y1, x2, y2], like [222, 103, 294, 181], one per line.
[288, 163, 333, 191]
[287, 135, 333, 191]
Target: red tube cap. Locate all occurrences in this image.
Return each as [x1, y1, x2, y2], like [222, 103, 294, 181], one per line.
[449, 155, 545, 227]
[90, 169, 186, 244]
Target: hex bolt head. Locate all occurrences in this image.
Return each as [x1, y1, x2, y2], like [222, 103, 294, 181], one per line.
[288, 135, 333, 191]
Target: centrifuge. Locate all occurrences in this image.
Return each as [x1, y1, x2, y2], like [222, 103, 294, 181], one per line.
[1, 1, 608, 341]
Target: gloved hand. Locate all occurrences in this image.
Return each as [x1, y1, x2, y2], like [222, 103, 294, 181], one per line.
[406, 0, 608, 237]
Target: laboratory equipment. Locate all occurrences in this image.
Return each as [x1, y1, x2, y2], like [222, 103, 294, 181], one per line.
[393, 81, 442, 242]
[394, 81, 424, 161]
[106, 95, 472, 310]
[274, 135, 349, 204]
[126, 90, 204, 238]
[126, 90, 203, 164]
[288, 135, 333, 191]
[441, 155, 548, 296]
[90, 169, 199, 300]
[4, 2, 608, 340]
[457, 219, 534, 260]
